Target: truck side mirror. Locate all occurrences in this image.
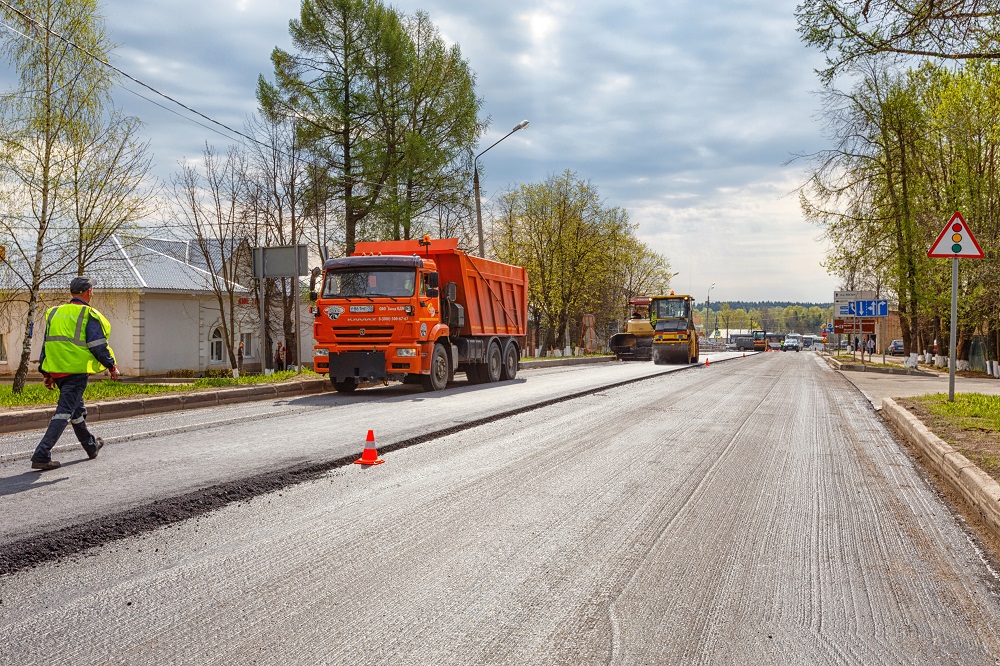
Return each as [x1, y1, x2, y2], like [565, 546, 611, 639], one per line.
[427, 272, 439, 289]
[308, 267, 322, 303]
[444, 281, 457, 302]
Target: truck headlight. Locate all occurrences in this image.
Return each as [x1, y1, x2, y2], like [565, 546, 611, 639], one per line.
[315, 348, 329, 356]
[397, 348, 417, 357]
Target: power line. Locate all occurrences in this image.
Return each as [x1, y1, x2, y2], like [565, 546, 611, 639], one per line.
[0, 0, 264, 150]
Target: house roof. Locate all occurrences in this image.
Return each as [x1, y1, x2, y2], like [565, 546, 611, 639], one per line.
[0, 234, 249, 295]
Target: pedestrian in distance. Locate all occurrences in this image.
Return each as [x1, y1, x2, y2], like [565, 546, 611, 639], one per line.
[275, 342, 285, 372]
[237, 341, 245, 375]
[867, 336, 875, 361]
[30, 276, 119, 471]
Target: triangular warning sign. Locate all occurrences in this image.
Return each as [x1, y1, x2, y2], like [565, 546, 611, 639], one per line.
[928, 212, 984, 258]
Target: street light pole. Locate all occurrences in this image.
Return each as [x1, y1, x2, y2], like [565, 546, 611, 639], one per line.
[474, 120, 529, 256]
[706, 282, 715, 338]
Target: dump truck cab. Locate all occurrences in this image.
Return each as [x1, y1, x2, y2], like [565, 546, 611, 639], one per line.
[650, 292, 699, 364]
[313, 253, 444, 392]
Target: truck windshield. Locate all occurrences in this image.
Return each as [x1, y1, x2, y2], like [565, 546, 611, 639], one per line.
[323, 268, 416, 298]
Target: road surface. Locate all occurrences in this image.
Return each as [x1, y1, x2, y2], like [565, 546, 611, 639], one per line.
[2, 352, 999, 664]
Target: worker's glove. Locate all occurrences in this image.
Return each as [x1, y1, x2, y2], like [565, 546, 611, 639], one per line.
[109, 366, 120, 381]
[43, 376, 54, 391]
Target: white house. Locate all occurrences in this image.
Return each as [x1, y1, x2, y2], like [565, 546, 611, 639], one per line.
[0, 236, 312, 378]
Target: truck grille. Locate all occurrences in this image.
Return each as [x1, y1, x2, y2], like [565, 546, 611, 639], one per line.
[330, 325, 395, 347]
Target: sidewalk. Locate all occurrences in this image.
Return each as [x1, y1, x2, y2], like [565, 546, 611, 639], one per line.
[821, 352, 1000, 407]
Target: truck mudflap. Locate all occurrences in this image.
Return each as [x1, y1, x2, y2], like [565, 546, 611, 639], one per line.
[329, 351, 387, 383]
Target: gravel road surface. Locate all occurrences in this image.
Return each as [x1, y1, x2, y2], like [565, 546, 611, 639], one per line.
[2, 352, 1000, 664]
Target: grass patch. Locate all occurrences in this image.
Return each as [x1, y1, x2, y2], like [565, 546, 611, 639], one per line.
[911, 393, 1000, 433]
[0, 369, 320, 409]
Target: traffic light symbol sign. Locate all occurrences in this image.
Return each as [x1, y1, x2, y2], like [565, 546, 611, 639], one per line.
[927, 212, 984, 258]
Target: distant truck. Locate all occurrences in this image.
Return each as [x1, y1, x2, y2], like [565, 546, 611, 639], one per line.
[309, 237, 528, 393]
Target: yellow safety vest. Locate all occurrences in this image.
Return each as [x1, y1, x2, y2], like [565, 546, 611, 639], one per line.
[40, 303, 116, 374]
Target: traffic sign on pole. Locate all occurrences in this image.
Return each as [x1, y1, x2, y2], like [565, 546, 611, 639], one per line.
[926, 212, 985, 401]
[928, 211, 984, 258]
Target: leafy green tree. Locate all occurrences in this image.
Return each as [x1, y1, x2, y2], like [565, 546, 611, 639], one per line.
[492, 170, 669, 350]
[377, 11, 481, 242]
[258, 0, 482, 255]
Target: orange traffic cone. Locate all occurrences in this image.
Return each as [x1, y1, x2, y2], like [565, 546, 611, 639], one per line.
[354, 429, 385, 465]
[705, 358, 710, 367]
[742, 353, 745, 358]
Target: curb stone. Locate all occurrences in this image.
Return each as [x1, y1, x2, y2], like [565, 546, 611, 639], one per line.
[881, 397, 1000, 542]
[0, 379, 329, 436]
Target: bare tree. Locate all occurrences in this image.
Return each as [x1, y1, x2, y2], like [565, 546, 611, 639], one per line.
[173, 144, 251, 372]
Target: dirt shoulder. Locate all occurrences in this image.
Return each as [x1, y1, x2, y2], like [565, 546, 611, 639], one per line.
[891, 397, 1000, 560]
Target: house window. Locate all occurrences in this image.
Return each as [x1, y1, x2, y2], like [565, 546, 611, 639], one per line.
[240, 333, 253, 358]
[0, 333, 7, 363]
[210, 328, 223, 362]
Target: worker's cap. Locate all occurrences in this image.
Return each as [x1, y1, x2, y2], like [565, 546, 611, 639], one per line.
[70, 276, 95, 294]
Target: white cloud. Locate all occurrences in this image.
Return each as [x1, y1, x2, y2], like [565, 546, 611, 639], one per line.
[0, 0, 841, 301]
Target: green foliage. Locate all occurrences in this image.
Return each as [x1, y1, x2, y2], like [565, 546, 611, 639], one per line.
[257, 0, 482, 254]
[491, 170, 672, 348]
[0, 380, 177, 408]
[800, 58, 1000, 358]
[913, 393, 1000, 433]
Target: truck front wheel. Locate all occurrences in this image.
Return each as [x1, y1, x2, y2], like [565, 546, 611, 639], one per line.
[333, 377, 357, 393]
[485, 341, 502, 382]
[421, 344, 449, 392]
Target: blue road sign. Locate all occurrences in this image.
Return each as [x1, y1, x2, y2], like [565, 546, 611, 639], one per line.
[853, 299, 888, 317]
[837, 303, 856, 316]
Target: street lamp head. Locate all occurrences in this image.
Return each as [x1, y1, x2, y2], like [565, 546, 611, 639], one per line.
[514, 120, 530, 131]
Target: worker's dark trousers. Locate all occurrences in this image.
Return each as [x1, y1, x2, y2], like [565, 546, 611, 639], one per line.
[31, 374, 95, 463]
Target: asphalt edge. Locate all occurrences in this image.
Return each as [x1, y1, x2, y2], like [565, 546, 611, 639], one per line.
[881, 397, 1000, 543]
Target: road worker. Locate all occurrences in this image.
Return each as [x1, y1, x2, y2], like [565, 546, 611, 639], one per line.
[30, 276, 119, 471]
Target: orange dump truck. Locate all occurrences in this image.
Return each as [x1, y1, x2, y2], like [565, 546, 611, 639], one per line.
[310, 237, 529, 393]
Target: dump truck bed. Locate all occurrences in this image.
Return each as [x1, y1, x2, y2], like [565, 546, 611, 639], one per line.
[352, 239, 528, 338]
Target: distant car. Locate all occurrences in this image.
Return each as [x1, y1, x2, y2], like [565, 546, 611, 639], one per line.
[768, 341, 781, 351]
[887, 339, 904, 355]
[781, 337, 801, 352]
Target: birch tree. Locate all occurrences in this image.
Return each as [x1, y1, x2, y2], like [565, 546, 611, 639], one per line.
[0, 0, 152, 392]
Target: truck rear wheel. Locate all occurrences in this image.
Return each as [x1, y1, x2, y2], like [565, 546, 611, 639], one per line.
[421, 344, 449, 392]
[500, 341, 519, 380]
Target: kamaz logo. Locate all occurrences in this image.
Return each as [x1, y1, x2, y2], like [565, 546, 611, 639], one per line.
[325, 305, 344, 321]
[359, 329, 366, 336]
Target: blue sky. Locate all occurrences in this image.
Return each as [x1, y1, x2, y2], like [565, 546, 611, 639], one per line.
[5, 0, 841, 303]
